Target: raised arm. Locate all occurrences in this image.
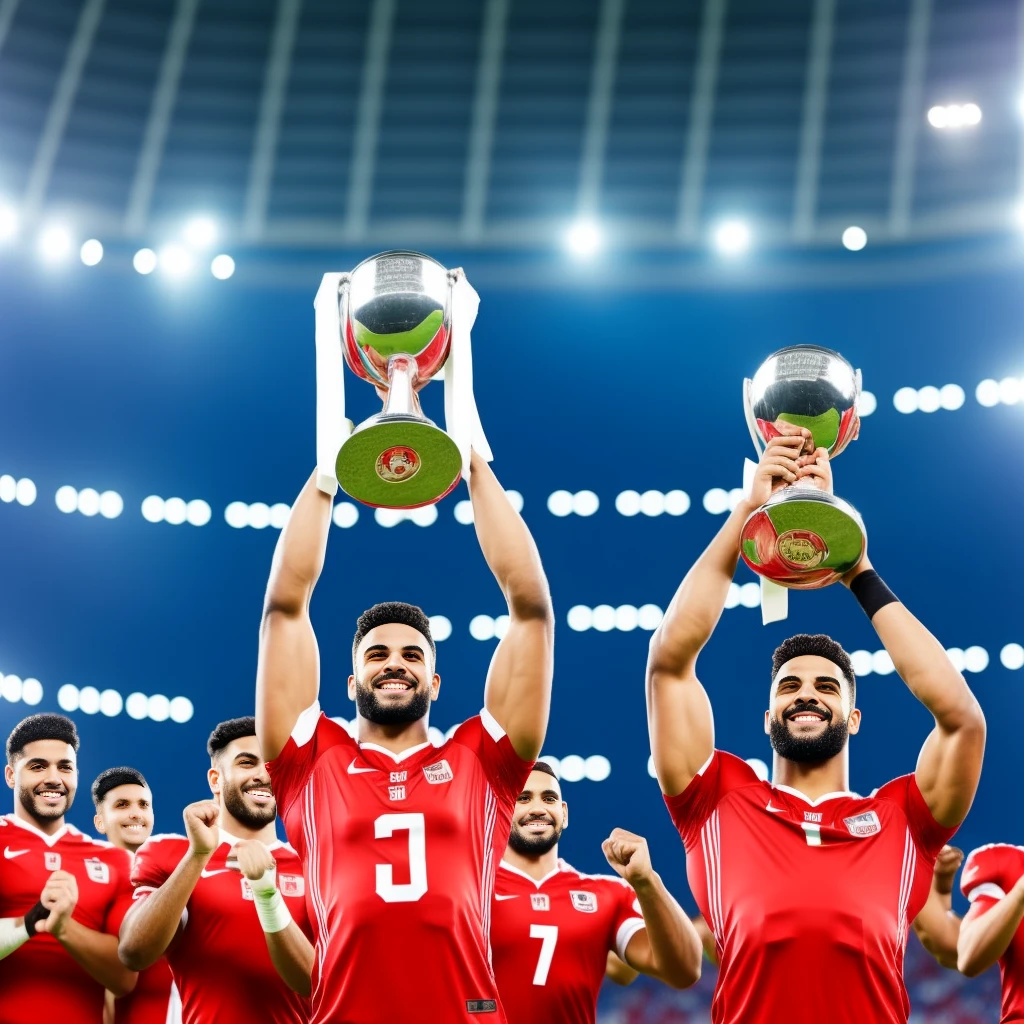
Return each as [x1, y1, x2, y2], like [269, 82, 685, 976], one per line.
[958, 877, 1024, 977]
[472, 452, 554, 761]
[912, 846, 963, 969]
[844, 558, 985, 828]
[257, 472, 333, 761]
[648, 432, 809, 796]
[119, 802, 218, 971]
[602, 828, 702, 989]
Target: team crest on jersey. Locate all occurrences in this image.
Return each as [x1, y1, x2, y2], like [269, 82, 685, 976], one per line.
[241, 878, 254, 901]
[570, 890, 598, 913]
[531, 893, 550, 911]
[45, 852, 61, 871]
[84, 857, 109, 884]
[843, 810, 881, 838]
[423, 760, 453, 784]
[804, 811, 823, 823]
[279, 874, 304, 898]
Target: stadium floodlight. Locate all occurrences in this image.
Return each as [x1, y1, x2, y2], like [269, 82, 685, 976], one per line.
[184, 215, 217, 248]
[0, 204, 17, 242]
[133, 248, 157, 274]
[712, 219, 751, 256]
[565, 219, 602, 258]
[928, 103, 982, 130]
[80, 239, 103, 266]
[37, 225, 72, 264]
[210, 253, 235, 279]
[159, 244, 192, 277]
[842, 226, 867, 251]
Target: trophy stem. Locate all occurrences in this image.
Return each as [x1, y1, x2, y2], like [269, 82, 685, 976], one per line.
[382, 355, 419, 417]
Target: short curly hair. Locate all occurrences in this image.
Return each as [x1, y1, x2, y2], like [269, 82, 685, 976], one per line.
[6, 714, 79, 767]
[206, 717, 257, 759]
[92, 767, 149, 808]
[772, 634, 856, 704]
[352, 601, 435, 669]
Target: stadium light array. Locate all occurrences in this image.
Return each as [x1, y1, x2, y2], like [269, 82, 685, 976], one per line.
[1001, 643, 1024, 670]
[133, 248, 157, 274]
[851, 645, 988, 677]
[159, 244, 192, 277]
[0, 674, 43, 706]
[211, 254, 236, 280]
[332, 502, 359, 528]
[565, 219, 602, 258]
[57, 683, 194, 723]
[892, 383, 965, 414]
[542, 754, 611, 783]
[375, 506, 438, 528]
[927, 103, 982, 129]
[37, 225, 72, 264]
[566, 604, 665, 632]
[0, 475, 36, 506]
[856, 391, 877, 416]
[184, 216, 218, 248]
[55, 485, 123, 518]
[842, 226, 867, 251]
[976, 377, 1024, 407]
[0, 204, 17, 241]
[143, 495, 212, 526]
[713, 219, 752, 257]
[614, 490, 690, 517]
[80, 239, 103, 266]
[223, 500, 289, 529]
[547, 490, 599, 517]
[469, 614, 510, 641]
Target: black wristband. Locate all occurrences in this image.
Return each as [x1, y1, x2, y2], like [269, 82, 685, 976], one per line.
[849, 569, 898, 619]
[23, 902, 49, 936]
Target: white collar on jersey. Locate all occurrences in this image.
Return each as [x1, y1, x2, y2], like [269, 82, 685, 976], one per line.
[291, 700, 435, 762]
[3, 812, 75, 847]
[499, 856, 570, 889]
[358, 740, 433, 763]
[218, 826, 284, 852]
[772, 783, 862, 806]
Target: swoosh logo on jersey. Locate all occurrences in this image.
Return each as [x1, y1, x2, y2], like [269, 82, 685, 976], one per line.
[765, 803, 786, 813]
[495, 894, 518, 900]
[200, 869, 231, 878]
[3, 847, 28, 858]
[347, 759, 380, 774]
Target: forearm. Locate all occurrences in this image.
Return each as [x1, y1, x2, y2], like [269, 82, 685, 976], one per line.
[265, 922, 314, 996]
[629, 873, 702, 988]
[650, 504, 747, 672]
[264, 471, 333, 615]
[468, 452, 551, 618]
[913, 889, 960, 969]
[58, 919, 137, 995]
[958, 888, 1024, 976]
[119, 854, 205, 969]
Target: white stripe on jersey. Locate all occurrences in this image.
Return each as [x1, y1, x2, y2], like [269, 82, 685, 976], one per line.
[302, 777, 329, 981]
[700, 810, 723, 944]
[896, 828, 916, 948]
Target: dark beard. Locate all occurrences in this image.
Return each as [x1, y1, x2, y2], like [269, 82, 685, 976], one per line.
[769, 713, 849, 764]
[222, 785, 278, 831]
[507, 819, 563, 856]
[355, 680, 431, 725]
[19, 785, 70, 825]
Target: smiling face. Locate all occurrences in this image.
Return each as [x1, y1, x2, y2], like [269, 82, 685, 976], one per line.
[349, 622, 440, 726]
[765, 654, 861, 764]
[208, 736, 277, 831]
[507, 770, 567, 858]
[94, 783, 154, 853]
[5, 739, 77, 828]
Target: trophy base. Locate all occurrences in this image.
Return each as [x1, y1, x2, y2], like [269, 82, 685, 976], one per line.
[739, 489, 866, 590]
[336, 413, 462, 509]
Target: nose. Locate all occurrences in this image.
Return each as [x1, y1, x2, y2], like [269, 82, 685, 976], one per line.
[41, 764, 63, 788]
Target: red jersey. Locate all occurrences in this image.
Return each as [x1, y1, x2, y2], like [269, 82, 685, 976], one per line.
[960, 843, 1024, 1022]
[114, 957, 175, 1024]
[490, 858, 645, 1024]
[130, 831, 311, 1024]
[0, 813, 134, 1024]
[666, 751, 956, 1024]
[267, 705, 533, 1024]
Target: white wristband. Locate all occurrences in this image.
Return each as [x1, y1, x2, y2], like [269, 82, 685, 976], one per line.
[0, 918, 30, 959]
[251, 868, 292, 934]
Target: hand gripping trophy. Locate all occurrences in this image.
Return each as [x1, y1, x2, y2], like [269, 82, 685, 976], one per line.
[312, 251, 491, 508]
[739, 345, 866, 617]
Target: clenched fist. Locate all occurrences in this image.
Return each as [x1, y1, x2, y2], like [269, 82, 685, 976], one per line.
[601, 828, 654, 888]
[35, 870, 78, 938]
[232, 839, 277, 893]
[183, 800, 221, 857]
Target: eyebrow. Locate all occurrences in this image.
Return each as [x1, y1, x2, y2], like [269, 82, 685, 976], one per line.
[233, 751, 261, 763]
[363, 644, 425, 657]
[777, 675, 841, 686]
[25, 758, 74, 768]
[520, 789, 561, 799]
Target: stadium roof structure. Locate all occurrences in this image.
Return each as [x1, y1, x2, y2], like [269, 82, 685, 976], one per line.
[0, 0, 1021, 271]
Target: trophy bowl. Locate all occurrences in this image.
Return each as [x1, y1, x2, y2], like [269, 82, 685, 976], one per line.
[335, 251, 463, 508]
[739, 345, 866, 588]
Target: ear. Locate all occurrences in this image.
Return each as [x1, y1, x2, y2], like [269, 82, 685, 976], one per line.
[93, 813, 106, 835]
[4, 764, 14, 791]
[561, 802, 569, 831]
[430, 673, 441, 702]
[347, 674, 356, 701]
[207, 765, 220, 797]
[847, 708, 862, 736]
[763, 709, 771, 736]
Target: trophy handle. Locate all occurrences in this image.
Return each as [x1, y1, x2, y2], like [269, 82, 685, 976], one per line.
[742, 378, 766, 456]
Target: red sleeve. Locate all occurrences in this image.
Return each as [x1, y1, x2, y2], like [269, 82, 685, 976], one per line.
[103, 847, 136, 935]
[961, 845, 1020, 911]
[451, 710, 534, 803]
[663, 751, 761, 850]
[607, 878, 645, 960]
[131, 836, 184, 893]
[266, 706, 356, 816]
[874, 774, 958, 860]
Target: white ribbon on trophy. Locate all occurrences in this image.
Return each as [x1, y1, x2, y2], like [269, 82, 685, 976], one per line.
[313, 267, 491, 499]
[742, 457, 789, 625]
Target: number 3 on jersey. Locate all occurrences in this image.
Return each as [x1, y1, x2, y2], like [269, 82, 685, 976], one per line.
[530, 924, 559, 985]
[375, 813, 428, 903]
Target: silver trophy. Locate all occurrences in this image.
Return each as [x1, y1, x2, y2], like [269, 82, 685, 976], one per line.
[739, 345, 866, 589]
[333, 251, 463, 508]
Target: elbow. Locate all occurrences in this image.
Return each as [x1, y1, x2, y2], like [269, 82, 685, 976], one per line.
[956, 944, 987, 978]
[118, 937, 152, 974]
[661, 960, 702, 990]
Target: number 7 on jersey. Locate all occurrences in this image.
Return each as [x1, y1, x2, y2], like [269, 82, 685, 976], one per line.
[529, 924, 559, 985]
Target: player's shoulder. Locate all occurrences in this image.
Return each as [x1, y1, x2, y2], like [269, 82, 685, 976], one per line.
[137, 833, 189, 857]
[711, 750, 771, 794]
[563, 866, 634, 897]
[964, 843, 1024, 876]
